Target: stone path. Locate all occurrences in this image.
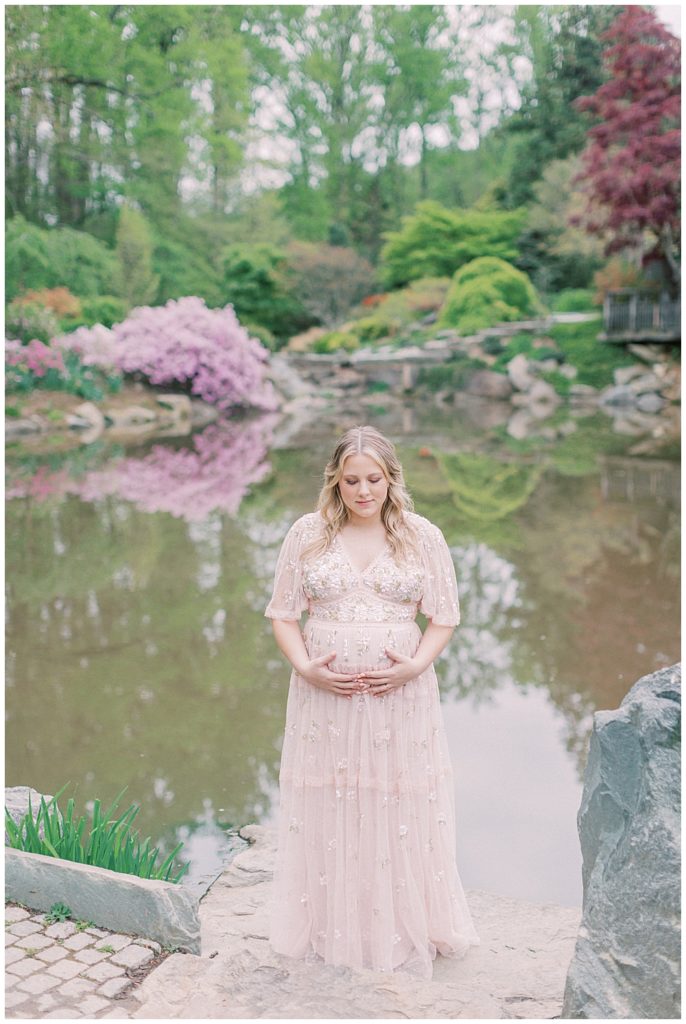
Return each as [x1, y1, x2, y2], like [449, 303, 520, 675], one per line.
[4, 903, 170, 1019]
[6, 827, 583, 1019]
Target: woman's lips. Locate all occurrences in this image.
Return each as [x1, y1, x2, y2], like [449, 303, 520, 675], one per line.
[357, 499, 373, 505]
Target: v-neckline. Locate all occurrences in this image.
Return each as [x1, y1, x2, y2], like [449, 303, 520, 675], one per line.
[336, 531, 389, 577]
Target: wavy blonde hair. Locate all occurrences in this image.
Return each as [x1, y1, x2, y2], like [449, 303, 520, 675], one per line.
[301, 425, 419, 563]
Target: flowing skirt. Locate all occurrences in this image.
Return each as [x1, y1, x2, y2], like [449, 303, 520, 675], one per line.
[269, 617, 480, 979]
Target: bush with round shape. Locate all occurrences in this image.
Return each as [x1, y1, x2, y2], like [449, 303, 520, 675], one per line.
[438, 257, 543, 334]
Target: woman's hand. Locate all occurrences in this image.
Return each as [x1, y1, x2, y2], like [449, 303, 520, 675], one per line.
[299, 651, 367, 698]
[356, 648, 421, 697]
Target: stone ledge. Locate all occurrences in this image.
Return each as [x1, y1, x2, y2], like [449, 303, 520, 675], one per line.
[5, 848, 200, 954]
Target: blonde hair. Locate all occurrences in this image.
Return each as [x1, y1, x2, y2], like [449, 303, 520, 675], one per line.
[302, 425, 419, 562]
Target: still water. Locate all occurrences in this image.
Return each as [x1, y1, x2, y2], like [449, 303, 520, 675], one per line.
[5, 400, 680, 906]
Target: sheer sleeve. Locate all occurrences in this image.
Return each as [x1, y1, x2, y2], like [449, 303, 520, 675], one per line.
[264, 516, 309, 621]
[418, 520, 461, 627]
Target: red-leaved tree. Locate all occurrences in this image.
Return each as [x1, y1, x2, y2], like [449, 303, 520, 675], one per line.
[570, 6, 680, 288]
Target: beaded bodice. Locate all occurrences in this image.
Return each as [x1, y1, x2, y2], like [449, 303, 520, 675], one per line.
[265, 511, 461, 628]
[302, 533, 422, 622]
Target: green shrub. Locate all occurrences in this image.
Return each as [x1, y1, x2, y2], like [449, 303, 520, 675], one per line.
[380, 201, 526, 288]
[550, 288, 598, 312]
[438, 257, 543, 334]
[221, 243, 312, 341]
[79, 295, 128, 329]
[353, 315, 395, 343]
[311, 330, 360, 353]
[6, 215, 117, 303]
[5, 784, 188, 883]
[549, 317, 635, 389]
[418, 354, 490, 391]
[6, 300, 60, 344]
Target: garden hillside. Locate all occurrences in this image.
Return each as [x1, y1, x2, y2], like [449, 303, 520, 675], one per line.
[5, 6, 680, 423]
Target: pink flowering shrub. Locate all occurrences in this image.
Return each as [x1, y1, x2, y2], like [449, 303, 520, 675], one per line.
[6, 338, 65, 378]
[62, 296, 278, 412]
[55, 323, 120, 371]
[5, 336, 121, 401]
[6, 416, 278, 522]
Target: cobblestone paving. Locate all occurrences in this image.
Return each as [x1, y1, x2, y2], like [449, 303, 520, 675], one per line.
[5, 902, 171, 1018]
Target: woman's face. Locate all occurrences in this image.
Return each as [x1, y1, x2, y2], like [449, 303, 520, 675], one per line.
[338, 453, 389, 524]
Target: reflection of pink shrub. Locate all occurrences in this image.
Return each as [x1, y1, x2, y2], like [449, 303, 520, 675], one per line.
[6, 417, 278, 522]
[58, 296, 278, 413]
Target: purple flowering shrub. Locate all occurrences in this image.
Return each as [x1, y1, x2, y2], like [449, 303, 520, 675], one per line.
[58, 296, 278, 412]
[6, 417, 278, 521]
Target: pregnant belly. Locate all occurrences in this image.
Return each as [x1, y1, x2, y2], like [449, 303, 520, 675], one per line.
[303, 618, 422, 675]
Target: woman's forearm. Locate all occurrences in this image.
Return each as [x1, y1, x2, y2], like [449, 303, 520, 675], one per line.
[412, 621, 456, 674]
[271, 618, 310, 675]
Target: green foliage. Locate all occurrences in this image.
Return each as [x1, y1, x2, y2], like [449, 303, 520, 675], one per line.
[438, 257, 543, 333]
[4, 783, 189, 883]
[221, 243, 311, 341]
[550, 288, 599, 312]
[380, 201, 527, 288]
[311, 330, 360, 353]
[45, 903, 72, 923]
[417, 354, 490, 391]
[153, 235, 224, 308]
[7, 348, 121, 403]
[113, 206, 160, 310]
[549, 317, 635, 388]
[5, 216, 117, 303]
[353, 315, 396, 343]
[6, 300, 60, 343]
[436, 451, 544, 522]
[490, 333, 558, 371]
[79, 295, 128, 329]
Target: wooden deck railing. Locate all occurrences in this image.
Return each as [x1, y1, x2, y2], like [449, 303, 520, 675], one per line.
[602, 289, 680, 342]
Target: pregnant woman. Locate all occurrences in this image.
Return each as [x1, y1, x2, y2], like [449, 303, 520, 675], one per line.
[265, 425, 480, 979]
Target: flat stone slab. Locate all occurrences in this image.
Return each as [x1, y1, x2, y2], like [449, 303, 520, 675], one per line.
[6, 848, 200, 954]
[128, 825, 582, 1019]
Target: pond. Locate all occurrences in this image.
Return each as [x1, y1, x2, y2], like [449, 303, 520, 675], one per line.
[5, 398, 680, 907]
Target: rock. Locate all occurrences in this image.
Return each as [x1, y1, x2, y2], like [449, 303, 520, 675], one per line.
[5, 786, 57, 844]
[4, 418, 43, 437]
[627, 343, 672, 363]
[129, 822, 582, 1020]
[265, 357, 313, 400]
[105, 405, 158, 428]
[155, 394, 193, 421]
[599, 384, 636, 407]
[558, 363, 578, 379]
[506, 409, 536, 440]
[556, 420, 578, 437]
[66, 415, 92, 430]
[287, 327, 326, 352]
[6, 846, 201, 954]
[512, 379, 560, 408]
[635, 392, 665, 414]
[465, 369, 513, 399]
[73, 402, 105, 432]
[613, 364, 647, 387]
[628, 372, 662, 395]
[529, 357, 560, 373]
[562, 663, 681, 1020]
[528, 379, 560, 404]
[569, 384, 600, 402]
[506, 353, 536, 392]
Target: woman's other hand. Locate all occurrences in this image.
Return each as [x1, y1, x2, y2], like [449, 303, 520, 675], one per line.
[299, 651, 367, 698]
[356, 647, 421, 697]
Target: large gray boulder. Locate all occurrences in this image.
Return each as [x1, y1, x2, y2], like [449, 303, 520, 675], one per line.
[562, 663, 681, 1019]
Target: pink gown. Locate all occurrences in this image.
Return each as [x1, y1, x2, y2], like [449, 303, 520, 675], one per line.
[264, 510, 480, 979]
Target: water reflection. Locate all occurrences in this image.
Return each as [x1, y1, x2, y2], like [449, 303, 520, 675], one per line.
[5, 405, 679, 905]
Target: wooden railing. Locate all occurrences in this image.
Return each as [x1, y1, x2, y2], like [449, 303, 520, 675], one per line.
[602, 289, 680, 342]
